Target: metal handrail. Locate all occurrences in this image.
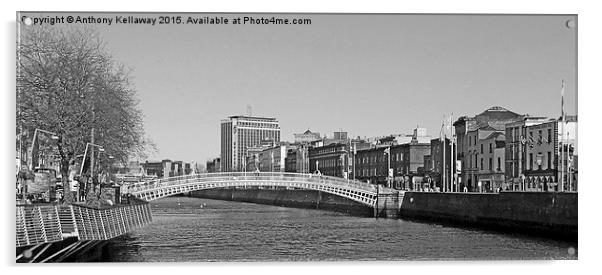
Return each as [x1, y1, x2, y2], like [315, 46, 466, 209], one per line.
[121, 172, 393, 207]
[124, 172, 378, 194]
[16, 202, 153, 248]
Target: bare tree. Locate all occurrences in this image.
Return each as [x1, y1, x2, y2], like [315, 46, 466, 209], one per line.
[17, 26, 154, 201]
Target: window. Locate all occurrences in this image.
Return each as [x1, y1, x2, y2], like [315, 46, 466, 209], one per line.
[469, 154, 472, 168]
[480, 144, 483, 154]
[480, 158, 483, 170]
[489, 158, 492, 171]
[489, 143, 492, 153]
[547, 152, 551, 169]
[547, 129, 552, 143]
[529, 153, 533, 169]
[497, 157, 501, 171]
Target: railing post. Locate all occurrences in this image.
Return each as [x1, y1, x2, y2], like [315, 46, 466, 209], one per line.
[38, 207, 47, 243]
[119, 207, 127, 234]
[88, 208, 98, 240]
[70, 205, 79, 239]
[135, 204, 142, 228]
[55, 206, 63, 240]
[18, 206, 30, 246]
[98, 209, 108, 240]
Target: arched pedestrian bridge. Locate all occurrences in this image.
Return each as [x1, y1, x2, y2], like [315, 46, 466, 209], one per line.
[16, 172, 399, 262]
[123, 172, 390, 207]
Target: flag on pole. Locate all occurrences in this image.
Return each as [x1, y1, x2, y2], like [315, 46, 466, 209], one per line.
[561, 79, 565, 120]
[448, 113, 453, 139]
[439, 120, 445, 141]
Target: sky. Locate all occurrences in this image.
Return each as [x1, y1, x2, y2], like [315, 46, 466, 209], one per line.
[18, 13, 577, 163]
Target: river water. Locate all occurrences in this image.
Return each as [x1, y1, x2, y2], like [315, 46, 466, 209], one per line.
[104, 196, 577, 261]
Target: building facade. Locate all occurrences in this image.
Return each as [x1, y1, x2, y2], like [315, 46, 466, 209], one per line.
[397, 142, 431, 190]
[354, 129, 431, 189]
[427, 138, 454, 191]
[355, 146, 388, 185]
[220, 115, 281, 172]
[355, 142, 431, 189]
[259, 145, 288, 172]
[294, 144, 311, 173]
[476, 132, 506, 192]
[504, 116, 577, 192]
[244, 146, 267, 172]
[283, 144, 312, 173]
[504, 116, 549, 190]
[284, 149, 297, 172]
[454, 106, 523, 192]
[206, 157, 221, 173]
[293, 129, 321, 144]
[524, 116, 577, 191]
[309, 143, 350, 178]
[142, 159, 191, 178]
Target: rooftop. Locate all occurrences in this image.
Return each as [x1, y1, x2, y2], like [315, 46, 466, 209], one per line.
[456, 106, 524, 132]
[227, 115, 278, 121]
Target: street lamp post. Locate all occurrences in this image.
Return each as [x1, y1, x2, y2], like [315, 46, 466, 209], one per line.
[254, 154, 259, 172]
[96, 151, 114, 186]
[243, 152, 247, 173]
[79, 142, 105, 201]
[79, 142, 105, 176]
[352, 141, 356, 180]
[302, 144, 308, 174]
[29, 129, 59, 170]
[270, 150, 274, 172]
[384, 147, 391, 188]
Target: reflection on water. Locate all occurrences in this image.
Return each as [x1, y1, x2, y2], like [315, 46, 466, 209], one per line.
[104, 197, 577, 261]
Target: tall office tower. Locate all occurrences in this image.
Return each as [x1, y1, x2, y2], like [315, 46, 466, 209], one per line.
[220, 115, 281, 172]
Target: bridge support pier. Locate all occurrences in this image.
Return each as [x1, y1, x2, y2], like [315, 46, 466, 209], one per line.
[374, 192, 404, 219]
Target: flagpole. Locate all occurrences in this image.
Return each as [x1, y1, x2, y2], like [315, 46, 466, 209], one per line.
[566, 131, 573, 191]
[439, 118, 447, 192]
[560, 79, 565, 192]
[519, 134, 523, 191]
[451, 113, 456, 192]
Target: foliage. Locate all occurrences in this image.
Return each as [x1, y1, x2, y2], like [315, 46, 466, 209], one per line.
[17, 26, 156, 186]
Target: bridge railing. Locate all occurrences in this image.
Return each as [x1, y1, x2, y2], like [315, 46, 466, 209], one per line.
[123, 172, 379, 194]
[16, 201, 153, 248]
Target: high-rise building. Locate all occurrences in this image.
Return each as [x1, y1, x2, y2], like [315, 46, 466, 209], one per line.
[220, 115, 281, 172]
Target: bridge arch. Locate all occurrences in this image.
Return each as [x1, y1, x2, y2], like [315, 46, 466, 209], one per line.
[123, 172, 380, 207]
